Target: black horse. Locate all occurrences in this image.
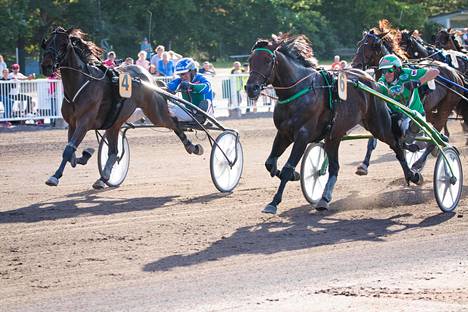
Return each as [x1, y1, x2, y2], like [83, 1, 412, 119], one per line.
[351, 30, 464, 175]
[245, 34, 422, 214]
[41, 27, 203, 188]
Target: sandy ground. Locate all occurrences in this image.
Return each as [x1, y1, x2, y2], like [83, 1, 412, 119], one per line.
[0, 116, 467, 311]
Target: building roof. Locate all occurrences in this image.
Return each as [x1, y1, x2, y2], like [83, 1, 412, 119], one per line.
[430, 7, 467, 19]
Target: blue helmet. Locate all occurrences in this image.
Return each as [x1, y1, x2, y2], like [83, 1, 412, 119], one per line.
[175, 58, 197, 75]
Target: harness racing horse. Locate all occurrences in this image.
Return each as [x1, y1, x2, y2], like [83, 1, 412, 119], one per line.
[41, 27, 203, 189]
[351, 29, 464, 175]
[434, 29, 467, 53]
[400, 30, 467, 78]
[245, 34, 422, 214]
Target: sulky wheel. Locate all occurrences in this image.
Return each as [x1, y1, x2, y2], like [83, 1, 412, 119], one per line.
[300, 143, 329, 204]
[433, 146, 463, 212]
[210, 131, 244, 192]
[98, 131, 130, 187]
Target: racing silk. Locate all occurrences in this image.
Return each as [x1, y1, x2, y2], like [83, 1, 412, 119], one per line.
[377, 68, 427, 115]
[167, 73, 213, 110]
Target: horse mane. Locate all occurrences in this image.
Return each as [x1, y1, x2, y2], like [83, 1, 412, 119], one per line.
[252, 33, 318, 68]
[67, 28, 103, 63]
[276, 33, 317, 67]
[371, 19, 408, 60]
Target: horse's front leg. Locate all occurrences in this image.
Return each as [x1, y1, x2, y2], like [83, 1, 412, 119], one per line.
[355, 138, 377, 176]
[45, 123, 90, 186]
[263, 128, 309, 214]
[265, 131, 298, 180]
[93, 126, 120, 189]
[316, 139, 341, 210]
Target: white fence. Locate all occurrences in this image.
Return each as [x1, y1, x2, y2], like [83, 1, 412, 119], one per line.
[0, 74, 276, 122]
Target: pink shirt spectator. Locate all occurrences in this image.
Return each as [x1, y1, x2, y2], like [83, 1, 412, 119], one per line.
[136, 59, 149, 70]
[103, 59, 116, 68]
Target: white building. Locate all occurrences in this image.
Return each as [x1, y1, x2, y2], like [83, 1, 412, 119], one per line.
[429, 7, 468, 29]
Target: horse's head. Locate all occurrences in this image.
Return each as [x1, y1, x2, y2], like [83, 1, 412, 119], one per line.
[245, 39, 279, 99]
[41, 27, 72, 76]
[434, 29, 451, 49]
[351, 31, 387, 69]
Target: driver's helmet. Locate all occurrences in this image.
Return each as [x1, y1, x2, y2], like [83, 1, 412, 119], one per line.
[174, 58, 197, 75]
[378, 54, 402, 70]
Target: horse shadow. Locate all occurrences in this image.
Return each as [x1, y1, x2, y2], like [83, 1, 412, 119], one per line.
[348, 151, 396, 167]
[143, 187, 455, 272]
[0, 189, 226, 224]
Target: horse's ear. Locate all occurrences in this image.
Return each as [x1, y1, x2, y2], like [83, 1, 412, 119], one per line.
[271, 34, 278, 42]
[363, 30, 368, 36]
[431, 34, 436, 43]
[41, 38, 47, 49]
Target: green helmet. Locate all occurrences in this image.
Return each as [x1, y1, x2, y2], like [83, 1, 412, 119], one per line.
[378, 54, 402, 70]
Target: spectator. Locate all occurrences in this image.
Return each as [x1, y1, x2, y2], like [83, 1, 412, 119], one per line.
[0, 55, 7, 72]
[8, 63, 30, 80]
[199, 61, 216, 76]
[148, 64, 158, 78]
[140, 37, 153, 60]
[331, 55, 341, 70]
[168, 50, 182, 62]
[157, 52, 175, 77]
[0, 68, 12, 127]
[231, 61, 244, 74]
[463, 28, 468, 47]
[150, 45, 165, 71]
[8, 64, 33, 117]
[103, 51, 117, 68]
[136, 51, 150, 70]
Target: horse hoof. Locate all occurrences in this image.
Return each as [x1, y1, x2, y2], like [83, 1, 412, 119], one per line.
[262, 204, 277, 214]
[315, 199, 329, 211]
[92, 179, 106, 190]
[77, 148, 95, 165]
[194, 144, 204, 156]
[355, 163, 368, 176]
[414, 172, 424, 186]
[45, 176, 59, 186]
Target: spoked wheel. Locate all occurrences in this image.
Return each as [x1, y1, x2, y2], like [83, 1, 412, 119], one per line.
[300, 143, 329, 204]
[98, 131, 130, 187]
[433, 147, 463, 212]
[210, 131, 243, 192]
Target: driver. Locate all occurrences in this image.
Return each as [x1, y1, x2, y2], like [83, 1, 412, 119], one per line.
[167, 58, 214, 122]
[377, 54, 439, 144]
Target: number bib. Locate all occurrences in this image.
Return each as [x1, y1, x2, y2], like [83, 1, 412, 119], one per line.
[119, 73, 132, 98]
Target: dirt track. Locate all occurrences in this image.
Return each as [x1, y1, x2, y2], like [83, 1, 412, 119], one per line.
[1, 117, 467, 311]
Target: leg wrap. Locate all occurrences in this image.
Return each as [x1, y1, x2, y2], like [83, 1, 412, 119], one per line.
[62, 143, 77, 161]
[279, 163, 295, 181]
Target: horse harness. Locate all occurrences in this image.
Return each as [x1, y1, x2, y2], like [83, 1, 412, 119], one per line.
[252, 48, 340, 141]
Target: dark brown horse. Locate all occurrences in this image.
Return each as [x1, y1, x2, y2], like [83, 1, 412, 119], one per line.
[41, 27, 203, 188]
[245, 34, 422, 214]
[435, 29, 467, 53]
[351, 25, 464, 174]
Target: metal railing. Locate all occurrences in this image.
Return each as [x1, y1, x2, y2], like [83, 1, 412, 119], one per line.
[0, 74, 275, 122]
[0, 79, 63, 122]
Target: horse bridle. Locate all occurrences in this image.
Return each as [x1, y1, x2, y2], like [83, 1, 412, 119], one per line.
[43, 29, 72, 70]
[249, 48, 277, 90]
[356, 33, 390, 70]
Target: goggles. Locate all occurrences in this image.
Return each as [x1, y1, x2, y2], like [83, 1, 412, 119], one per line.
[383, 67, 395, 74]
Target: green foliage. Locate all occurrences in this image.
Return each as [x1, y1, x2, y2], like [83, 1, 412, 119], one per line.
[0, 0, 465, 68]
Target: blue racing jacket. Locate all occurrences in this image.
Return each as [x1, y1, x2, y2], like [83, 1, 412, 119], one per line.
[167, 73, 213, 110]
